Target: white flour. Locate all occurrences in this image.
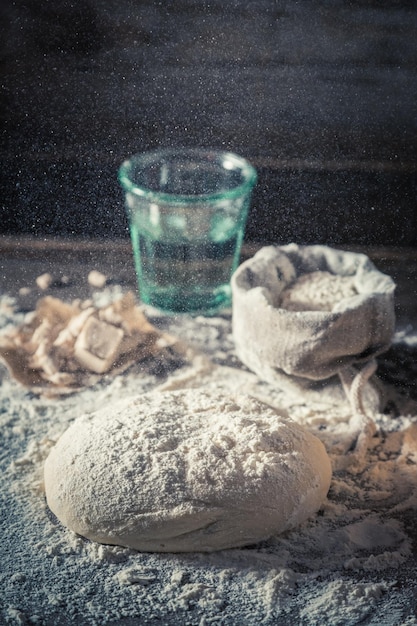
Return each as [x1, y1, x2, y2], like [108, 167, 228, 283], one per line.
[2, 291, 417, 625]
[279, 271, 358, 312]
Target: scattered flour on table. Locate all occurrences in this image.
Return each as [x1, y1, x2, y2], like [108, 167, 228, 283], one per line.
[2, 291, 417, 625]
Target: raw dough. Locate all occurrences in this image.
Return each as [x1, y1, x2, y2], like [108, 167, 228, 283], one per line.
[44, 389, 332, 552]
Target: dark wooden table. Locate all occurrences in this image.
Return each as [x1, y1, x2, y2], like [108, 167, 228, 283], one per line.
[1, 236, 416, 331]
[2, 234, 417, 625]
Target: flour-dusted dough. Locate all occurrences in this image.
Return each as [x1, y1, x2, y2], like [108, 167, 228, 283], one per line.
[44, 389, 332, 552]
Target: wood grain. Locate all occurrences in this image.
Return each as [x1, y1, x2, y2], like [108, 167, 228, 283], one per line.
[1, 236, 416, 326]
[1, 1, 416, 244]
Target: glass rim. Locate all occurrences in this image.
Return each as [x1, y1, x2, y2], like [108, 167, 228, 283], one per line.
[118, 148, 257, 204]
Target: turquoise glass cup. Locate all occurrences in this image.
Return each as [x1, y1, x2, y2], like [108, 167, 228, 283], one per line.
[118, 148, 257, 314]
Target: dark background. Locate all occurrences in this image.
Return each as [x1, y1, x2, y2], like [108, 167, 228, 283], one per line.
[1, 0, 416, 246]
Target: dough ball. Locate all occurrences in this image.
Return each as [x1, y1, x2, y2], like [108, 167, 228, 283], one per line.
[44, 389, 332, 552]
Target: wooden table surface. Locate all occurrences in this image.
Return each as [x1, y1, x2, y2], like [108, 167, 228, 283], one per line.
[1, 237, 417, 625]
[1, 236, 416, 330]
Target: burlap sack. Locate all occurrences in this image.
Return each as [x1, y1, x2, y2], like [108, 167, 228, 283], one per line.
[231, 244, 396, 385]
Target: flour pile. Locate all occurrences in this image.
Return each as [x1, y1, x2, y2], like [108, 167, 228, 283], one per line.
[232, 244, 396, 383]
[279, 270, 358, 312]
[2, 288, 417, 625]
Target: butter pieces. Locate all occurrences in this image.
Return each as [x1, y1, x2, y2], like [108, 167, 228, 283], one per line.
[0, 292, 185, 396]
[74, 317, 124, 374]
[88, 270, 107, 288]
